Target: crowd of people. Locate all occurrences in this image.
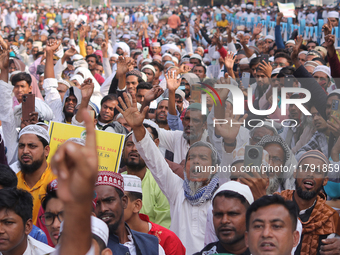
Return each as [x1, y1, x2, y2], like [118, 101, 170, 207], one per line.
[1, 1, 340, 255]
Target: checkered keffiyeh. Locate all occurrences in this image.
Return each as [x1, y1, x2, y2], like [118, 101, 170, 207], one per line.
[295, 131, 328, 161]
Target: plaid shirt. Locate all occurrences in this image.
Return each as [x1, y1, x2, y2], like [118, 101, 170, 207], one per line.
[295, 131, 328, 161]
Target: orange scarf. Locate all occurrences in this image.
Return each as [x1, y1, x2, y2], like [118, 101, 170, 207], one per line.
[280, 190, 340, 255]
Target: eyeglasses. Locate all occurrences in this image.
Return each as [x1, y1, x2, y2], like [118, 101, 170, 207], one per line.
[272, 63, 286, 68]
[268, 156, 283, 164]
[40, 211, 64, 226]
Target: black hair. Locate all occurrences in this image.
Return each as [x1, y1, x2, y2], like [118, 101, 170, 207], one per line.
[274, 53, 292, 65]
[36, 135, 49, 148]
[41, 188, 58, 211]
[300, 44, 308, 51]
[27, 39, 33, 44]
[0, 164, 18, 188]
[307, 40, 319, 47]
[0, 187, 33, 223]
[115, 187, 124, 199]
[97, 62, 103, 67]
[277, 66, 296, 78]
[311, 57, 327, 65]
[274, 48, 290, 55]
[249, 57, 261, 68]
[136, 82, 153, 91]
[101, 94, 118, 106]
[86, 54, 99, 63]
[11, 72, 32, 87]
[93, 234, 106, 252]
[126, 191, 143, 202]
[213, 190, 250, 209]
[193, 63, 206, 74]
[246, 194, 298, 231]
[150, 61, 164, 72]
[143, 123, 159, 140]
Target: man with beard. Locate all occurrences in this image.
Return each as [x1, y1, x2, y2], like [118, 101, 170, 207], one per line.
[16, 124, 56, 225]
[116, 93, 220, 254]
[94, 171, 165, 255]
[148, 72, 208, 164]
[296, 106, 330, 160]
[280, 93, 315, 153]
[120, 132, 171, 229]
[256, 135, 296, 194]
[195, 181, 254, 255]
[279, 150, 340, 255]
[155, 99, 170, 130]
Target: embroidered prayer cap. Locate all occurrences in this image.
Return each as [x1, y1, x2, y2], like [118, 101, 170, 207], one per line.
[313, 65, 331, 78]
[141, 64, 156, 74]
[19, 124, 50, 144]
[123, 175, 142, 194]
[126, 69, 143, 80]
[91, 216, 109, 246]
[212, 181, 254, 204]
[58, 79, 71, 88]
[96, 171, 124, 193]
[60, 216, 109, 246]
[256, 135, 290, 164]
[151, 42, 161, 47]
[297, 150, 329, 168]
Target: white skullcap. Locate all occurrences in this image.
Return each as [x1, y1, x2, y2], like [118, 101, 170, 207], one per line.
[190, 53, 203, 61]
[72, 54, 84, 61]
[246, 4, 253, 10]
[141, 64, 156, 74]
[239, 58, 249, 65]
[60, 216, 109, 246]
[151, 42, 161, 47]
[175, 89, 185, 99]
[141, 72, 147, 82]
[285, 40, 295, 45]
[328, 11, 339, 19]
[298, 51, 308, 56]
[313, 65, 331, 78]
[58, 79, 71, 88]
[162, 53, 172, 59]
[212, 181, 254, 205]
[19, 124, 50, 144]
[123, 175, 142, 193]
[70, 74, 84, 85]
[264, 35, 274, 41]
[271, 68, 282, 76]
[141, 59, 152, 64]
[172, 56, 179, 64]
[241, 3, 246, 8]
[122, 34, 130, 39]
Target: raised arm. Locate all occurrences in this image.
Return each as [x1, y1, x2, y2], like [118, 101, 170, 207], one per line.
[51, 110, 97, 255]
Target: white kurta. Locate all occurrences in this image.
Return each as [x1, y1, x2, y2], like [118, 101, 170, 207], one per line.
[133, 130, 211, 255]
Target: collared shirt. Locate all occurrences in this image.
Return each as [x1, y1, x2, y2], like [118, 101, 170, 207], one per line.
[122, 169, 171, 229]
[8, 235, 55, 255]
[133, 130, 212, 254]
[17, 164, 57, 225]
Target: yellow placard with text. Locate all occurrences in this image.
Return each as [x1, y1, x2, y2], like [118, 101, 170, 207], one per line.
[48, 121, 125, 172]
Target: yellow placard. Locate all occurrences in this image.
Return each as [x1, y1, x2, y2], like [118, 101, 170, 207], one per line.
[48, 121, 125, 172]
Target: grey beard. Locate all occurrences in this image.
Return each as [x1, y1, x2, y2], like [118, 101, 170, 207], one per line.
[188, 181, 205, 196]
[185, 173, 213, 196]
[267, 176, 281, 194]
[183, 132, 200, 142]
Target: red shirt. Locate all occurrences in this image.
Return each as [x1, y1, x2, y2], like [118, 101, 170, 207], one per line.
[139, 214, 186, 255]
